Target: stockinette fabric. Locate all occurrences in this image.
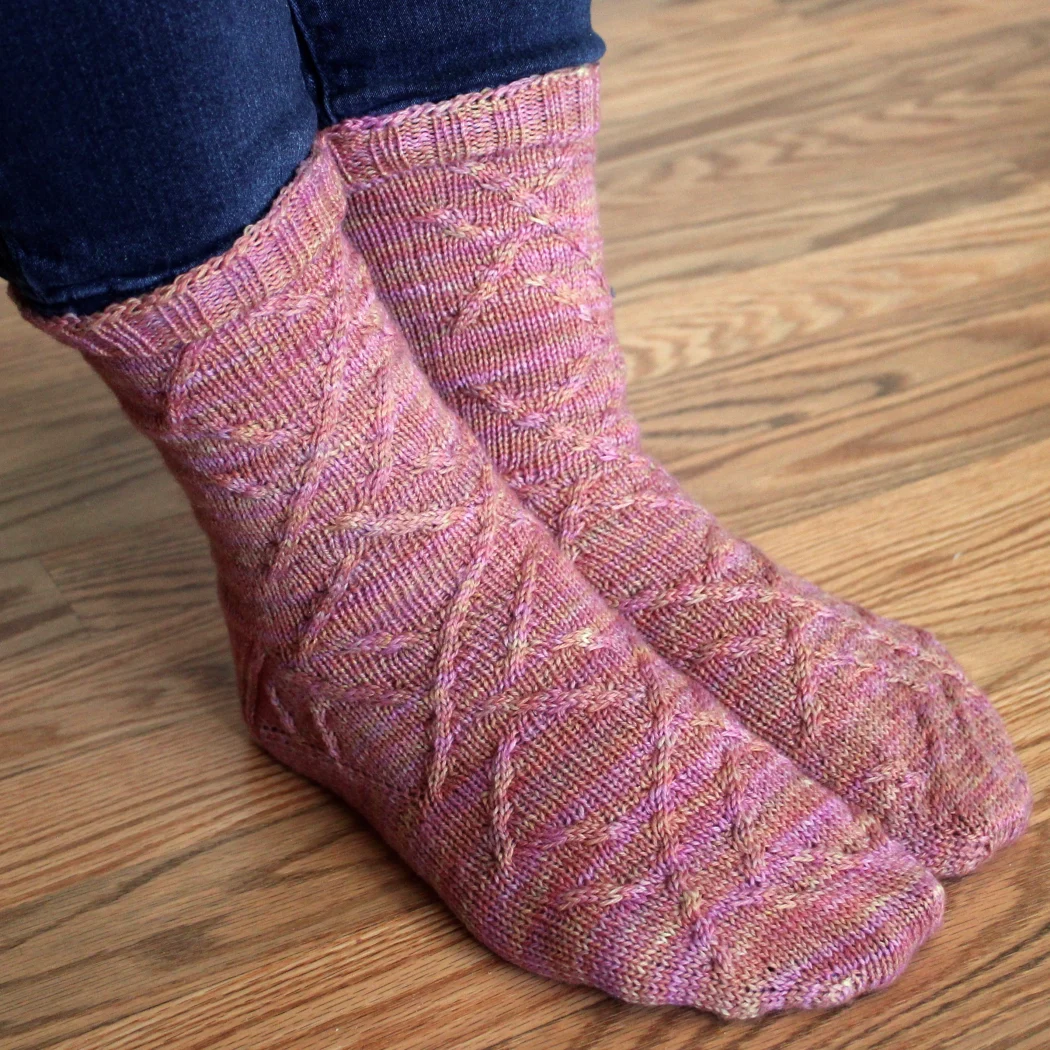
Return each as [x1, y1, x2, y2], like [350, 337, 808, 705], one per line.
[28, 142, 944, 1018]
[326, 64, 1030, 878]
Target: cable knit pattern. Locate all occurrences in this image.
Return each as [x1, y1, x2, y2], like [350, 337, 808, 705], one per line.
[27, 142, 944, 1018]
[327, 65, 1030, 878]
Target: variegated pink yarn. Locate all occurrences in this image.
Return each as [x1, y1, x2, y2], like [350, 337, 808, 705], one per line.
[327, 65, 1030, 877]
[29, 141, 944, 1018]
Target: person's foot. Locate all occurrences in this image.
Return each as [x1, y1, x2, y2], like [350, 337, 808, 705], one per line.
[327, 65, 1030, 877]
[30, 141, 944, 1016]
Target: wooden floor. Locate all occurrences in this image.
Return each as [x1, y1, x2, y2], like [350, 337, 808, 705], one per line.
[2, 0, 1048, 1046]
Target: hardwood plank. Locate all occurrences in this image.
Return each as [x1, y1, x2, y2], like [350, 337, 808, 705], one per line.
[0, 806, 431, 1050]
[0, 513, 225, 778]
[656, 346, 1050, 534]
[598, 7, 1050, 297]
[0, 323, 186, 563]
[755, 440, 1050, 681]
[41, 512, 214, 633]
[6, 383, 1045, 1050]
[41, 913, 596, 1050]
[0, 614, 232, 779]
[0, 717, 316, 909]
[618, 185, 1050, 384]
[0, 559, 79, 661]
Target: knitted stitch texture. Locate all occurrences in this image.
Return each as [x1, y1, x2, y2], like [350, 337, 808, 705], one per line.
[29, 142, 944, 1018]
[326, 65, 1030, 878]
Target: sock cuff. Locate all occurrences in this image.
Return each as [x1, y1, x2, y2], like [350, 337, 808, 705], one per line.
[22, 138, 347, 355]
[326, 64, 600, 184]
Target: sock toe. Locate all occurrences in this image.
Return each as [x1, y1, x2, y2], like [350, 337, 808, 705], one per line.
[691, 840, 945, 1018]
[781, 847, 945, 1013]
[854, 651, 1032, 878]
[898, 744, 1031, 878]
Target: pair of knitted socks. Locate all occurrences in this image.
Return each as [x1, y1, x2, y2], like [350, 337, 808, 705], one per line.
[30, 65, 1027, 1018]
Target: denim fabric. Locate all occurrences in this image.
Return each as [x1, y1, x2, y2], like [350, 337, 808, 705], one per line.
[290, 0, 605, 120]
[0, 0, 604, 316]
[0, 0, 319, 315]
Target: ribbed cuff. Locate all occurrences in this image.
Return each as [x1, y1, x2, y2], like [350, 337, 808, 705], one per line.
[326, 64, 600, 184]
[24, 139, 346, 352]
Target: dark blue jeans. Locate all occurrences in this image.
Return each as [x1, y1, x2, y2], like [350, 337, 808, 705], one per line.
[0, 0, 603, 316]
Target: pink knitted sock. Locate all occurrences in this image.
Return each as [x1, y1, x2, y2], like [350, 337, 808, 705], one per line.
[327, 66, 1030, 878]
[27, 142, 944, 1017]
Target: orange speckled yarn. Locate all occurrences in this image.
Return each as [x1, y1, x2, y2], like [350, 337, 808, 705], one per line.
[327, 65, 1030, 877]
[28, 141, 944, 1018]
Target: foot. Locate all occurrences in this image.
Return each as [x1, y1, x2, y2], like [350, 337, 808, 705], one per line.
[327, 66, 1030, 877]
[31, 141, 944, 1016]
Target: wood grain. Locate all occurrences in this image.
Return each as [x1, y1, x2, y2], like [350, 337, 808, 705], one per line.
[1, 1, 1047, 1047]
